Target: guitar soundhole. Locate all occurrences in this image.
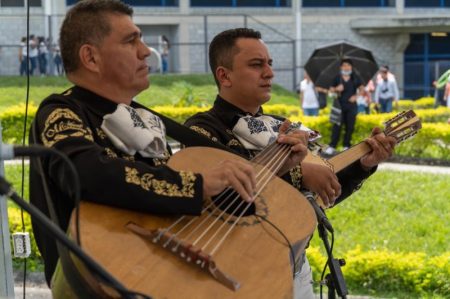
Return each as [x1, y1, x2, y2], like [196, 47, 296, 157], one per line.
[211, 189, 256, 217]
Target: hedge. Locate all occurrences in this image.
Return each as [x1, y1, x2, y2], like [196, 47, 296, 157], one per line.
[1, 103, 449, 160]
[307, 246, 450, 297]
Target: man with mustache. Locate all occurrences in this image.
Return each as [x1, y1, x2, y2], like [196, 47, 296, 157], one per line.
[29, 2, 309, 290]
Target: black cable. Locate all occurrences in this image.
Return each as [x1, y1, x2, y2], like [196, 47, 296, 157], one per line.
[20, 1, 32, 298]
[254, 214, 297, 278]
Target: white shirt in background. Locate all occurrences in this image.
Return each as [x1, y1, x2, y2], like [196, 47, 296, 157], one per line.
[300, 79, 319, 109]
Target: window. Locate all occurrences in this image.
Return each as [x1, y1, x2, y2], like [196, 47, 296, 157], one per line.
[190, 0, 290, 7]
[404, 33, 450, 98]
[405, 0, 450, 7]
[66, 0, 178, 6]
[1, 0, 41, 6]
[303, 0, 394, 7]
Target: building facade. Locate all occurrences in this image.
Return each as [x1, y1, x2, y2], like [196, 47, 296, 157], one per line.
[1, 0, 450, 99]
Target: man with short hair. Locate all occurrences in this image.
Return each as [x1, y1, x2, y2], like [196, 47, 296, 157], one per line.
[374, 66, 400, 113]
[185, 28, 396, 298]
[30, 1, 308, 288]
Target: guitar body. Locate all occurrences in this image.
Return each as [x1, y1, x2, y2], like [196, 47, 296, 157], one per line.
[72, 147, 316, 299]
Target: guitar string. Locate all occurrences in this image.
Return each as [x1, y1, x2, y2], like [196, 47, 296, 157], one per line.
[195, 144, 290, 250]
[156, 126, 297, 242]
[208, 146, 291, 256]
[157, 127, 299, 249]
[180, 143, 289, 249]
[158, 141, 282, 247]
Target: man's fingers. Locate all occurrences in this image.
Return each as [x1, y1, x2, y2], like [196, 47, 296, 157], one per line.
[371, 127, 383, 136]
[279, 120, 291, 134]
[278, 131, 309, 146]
[318, 190, 330, 207]
[330, 177, 342, 198]
[366, 136, 384, 154]
[227, 174, 254, 202]
[233, 160, 257, 189]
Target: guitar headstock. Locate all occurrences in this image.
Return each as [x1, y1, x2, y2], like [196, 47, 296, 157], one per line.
[384, 110, 422, 143]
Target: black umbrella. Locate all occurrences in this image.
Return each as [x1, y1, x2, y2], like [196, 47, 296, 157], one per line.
[304, 41, 378, 88]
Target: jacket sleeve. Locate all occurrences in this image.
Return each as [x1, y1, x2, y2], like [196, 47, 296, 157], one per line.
[36, 102, 204, 216]
[334, 161, 376, 206]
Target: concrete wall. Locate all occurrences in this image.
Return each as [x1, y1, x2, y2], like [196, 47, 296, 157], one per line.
[2, 0, 450, 93]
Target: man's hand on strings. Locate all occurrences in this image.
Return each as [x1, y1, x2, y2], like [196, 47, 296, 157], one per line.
[360, 127, 396, 170]
[200, 160, 257, 203]
[301, 162, 341, 208]
[277, 120, 309, 175]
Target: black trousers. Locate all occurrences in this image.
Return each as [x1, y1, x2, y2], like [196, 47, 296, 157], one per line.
[330, 107, 357, 148]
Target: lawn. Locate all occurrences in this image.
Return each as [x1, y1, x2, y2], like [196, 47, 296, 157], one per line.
[0, 74, 299, 108]
[309, 170, 450, 256]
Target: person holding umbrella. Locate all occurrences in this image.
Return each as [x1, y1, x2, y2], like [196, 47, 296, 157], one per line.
[324, 58, 364, 155]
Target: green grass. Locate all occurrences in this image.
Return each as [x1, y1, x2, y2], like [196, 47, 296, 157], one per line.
[309, 170, 450, 256]
[0, 74, 299, 109]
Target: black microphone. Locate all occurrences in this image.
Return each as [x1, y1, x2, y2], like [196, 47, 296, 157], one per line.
[302, 189, 334, 233]
[0, 143, 51, 160]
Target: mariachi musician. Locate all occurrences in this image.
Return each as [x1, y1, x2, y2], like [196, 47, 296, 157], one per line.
[184, 28, 396, 298]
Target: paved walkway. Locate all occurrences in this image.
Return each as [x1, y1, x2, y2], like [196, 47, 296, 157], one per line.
[378, 162, 450, 174]
[5, 159, 450, 174]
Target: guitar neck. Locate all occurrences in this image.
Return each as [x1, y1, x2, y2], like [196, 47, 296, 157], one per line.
[328, 142, 372, 173]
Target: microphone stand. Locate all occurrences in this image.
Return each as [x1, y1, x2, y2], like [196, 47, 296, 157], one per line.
[0, 175, 149, 299]
[304, 191, 348, 299]
[318, 222, 348, 299]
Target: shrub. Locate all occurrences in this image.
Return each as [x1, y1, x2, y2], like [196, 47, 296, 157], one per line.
[0, 104, 38, 144]
[398, 97, 435, 110]
[307, 246, 450, 297]
[1, 104, 449, 160]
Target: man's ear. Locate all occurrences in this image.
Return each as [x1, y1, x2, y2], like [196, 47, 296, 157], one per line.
[78, 44, 101, 73]
[216, 66, 232, 88]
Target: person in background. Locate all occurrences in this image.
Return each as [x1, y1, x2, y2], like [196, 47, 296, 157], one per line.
[356, 86, 370, 115]
[374, 66, 400, 113]
[324, 59, 364, 155]
[433, 69, 450, 108]
[53, 45, 63, 76]
[19, 37, 28, 76]
[443, 75, 450, 108]
[29, 35, 38, 75]
[364, 79, 375, 114]
[376, 64, 396, 84]
[300, 72, 320, 116]
[38, 36, 48, 76]
[160, 35, 170, 73]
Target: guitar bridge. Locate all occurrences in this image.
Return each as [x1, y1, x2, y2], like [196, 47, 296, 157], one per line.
[126, 222, 241, 291]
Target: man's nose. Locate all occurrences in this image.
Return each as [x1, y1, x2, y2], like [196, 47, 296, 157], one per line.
[139, 40, 151, 58]
[264, 64, 274, 78]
